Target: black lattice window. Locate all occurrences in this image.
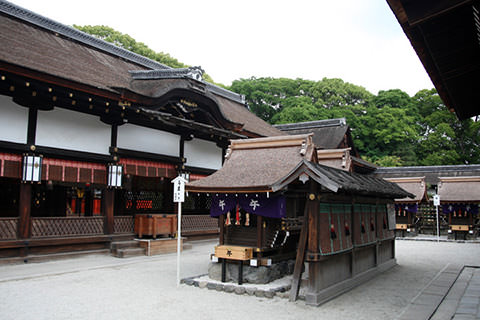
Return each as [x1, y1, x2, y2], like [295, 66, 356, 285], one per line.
[123, 191, 163, 212]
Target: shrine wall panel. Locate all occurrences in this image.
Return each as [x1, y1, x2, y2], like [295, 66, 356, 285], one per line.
[0, 94, 28, 144]
[36, 108, 110, 155]
[353, 204, 377, 246]
[354, 245, 376, 274]
[318, 203, 353, 256]
[117, 124, 180, 157]
[184, 138, 222, 170]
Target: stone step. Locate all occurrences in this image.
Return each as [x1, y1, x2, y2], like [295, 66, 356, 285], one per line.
[113, 247, 145, 258]
[110, 240, 140, 251]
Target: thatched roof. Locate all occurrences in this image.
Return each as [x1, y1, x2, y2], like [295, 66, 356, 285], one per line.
[274, 118, 350, 149]
[187, 134, 316, 193]
[384, 177, 428, 203]
[0, 1, 282, 138]
[438, 177, 480, 202]
[187, 135, 413, 199]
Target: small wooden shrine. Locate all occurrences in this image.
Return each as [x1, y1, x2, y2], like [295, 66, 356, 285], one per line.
[438, 177, 480, 240]
[384, 177, 428, 237]
[187, 134, 412, 305]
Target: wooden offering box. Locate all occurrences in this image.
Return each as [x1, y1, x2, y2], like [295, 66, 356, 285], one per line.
[134, 214, 177, 239]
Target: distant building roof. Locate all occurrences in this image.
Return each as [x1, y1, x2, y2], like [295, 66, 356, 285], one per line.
[374, 165, 480, 185]
[438, 176, 480, 202]
[274, 118, 349, 150]
[384, 177, 428, 203]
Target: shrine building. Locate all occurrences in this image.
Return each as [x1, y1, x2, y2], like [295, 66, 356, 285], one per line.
[0, 0, 282, 259]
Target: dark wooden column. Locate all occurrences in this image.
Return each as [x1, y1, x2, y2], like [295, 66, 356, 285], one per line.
[307, 182, 319, 255]
[104, 189, 115, 234]
[256, 215, 263, 249]
[219, 214, 225, 245]
[18, 183, 32, 239]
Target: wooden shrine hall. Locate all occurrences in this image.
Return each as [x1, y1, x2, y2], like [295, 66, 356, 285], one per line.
[0, 1, 283, 259]
[187, 134, 412, 305]
[384, 177, 428, 237]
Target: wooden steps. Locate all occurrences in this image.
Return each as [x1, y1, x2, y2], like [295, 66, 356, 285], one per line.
[111, 240, 145, 258]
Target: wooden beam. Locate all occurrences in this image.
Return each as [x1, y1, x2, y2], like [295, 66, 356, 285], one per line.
[18, 183, 32, 239]
[104, 189, 115, 235]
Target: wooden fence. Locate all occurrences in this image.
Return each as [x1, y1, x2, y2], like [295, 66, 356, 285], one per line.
[31, 217, 104, 238]
[0, 218, 18, 240]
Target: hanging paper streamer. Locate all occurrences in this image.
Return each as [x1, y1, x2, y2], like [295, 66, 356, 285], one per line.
[225, 211, 231, 226]
[245, 213, 250, 226]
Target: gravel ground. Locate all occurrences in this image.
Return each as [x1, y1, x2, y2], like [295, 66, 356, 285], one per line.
[0, 239, 479, 320]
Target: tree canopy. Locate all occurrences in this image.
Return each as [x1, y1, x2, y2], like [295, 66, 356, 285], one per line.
[229, 78, 480, 166]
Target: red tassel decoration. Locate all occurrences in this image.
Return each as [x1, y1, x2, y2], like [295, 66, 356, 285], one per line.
[235, 204, 240, 225]
[330, 224, 337, 239]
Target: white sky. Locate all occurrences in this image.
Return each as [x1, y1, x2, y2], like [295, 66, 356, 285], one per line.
[11, 0, 434, 96]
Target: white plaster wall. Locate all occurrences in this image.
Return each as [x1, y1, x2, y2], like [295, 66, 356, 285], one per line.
[117, 123, 180, 157]
[0, 94, 28, 144]
[184, 138, 222, 170]
[36, 107, 111, 155]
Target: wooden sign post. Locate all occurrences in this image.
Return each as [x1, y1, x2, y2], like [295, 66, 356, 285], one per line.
[433, 194, 440, 242]
[172, 175, 187, 287]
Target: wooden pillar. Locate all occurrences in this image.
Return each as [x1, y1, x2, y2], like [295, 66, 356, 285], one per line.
[256, 215, 263, 250]
[350, 198, 357, 276]
[219, 214, 225, 245]
[306, 182, 320, 298]
[104, 188, 115, 234]
[18, 183, 32, 239]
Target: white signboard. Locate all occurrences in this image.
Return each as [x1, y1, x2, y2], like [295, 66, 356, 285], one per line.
[433, 195, 440, 206]
[172, 176, 187, 203]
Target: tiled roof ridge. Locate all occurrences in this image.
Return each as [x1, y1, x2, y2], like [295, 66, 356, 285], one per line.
[274, 118, 347, 130]
[376, 164, 480, 172]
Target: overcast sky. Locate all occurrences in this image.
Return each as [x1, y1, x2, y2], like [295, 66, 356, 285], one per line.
[11, 0, 433, 96]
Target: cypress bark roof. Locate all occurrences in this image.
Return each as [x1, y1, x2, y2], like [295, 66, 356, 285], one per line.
[384, 177, 428, 203]
[187, 134, 413, 199]
[438, 177, 480, 202]
[0, 0, 282, 138]
[274, 118, 350, 149]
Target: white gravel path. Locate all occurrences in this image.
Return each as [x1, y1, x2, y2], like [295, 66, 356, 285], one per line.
[0, 239, 479, 320]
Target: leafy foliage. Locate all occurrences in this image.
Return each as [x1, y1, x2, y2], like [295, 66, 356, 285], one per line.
[229, 78, 479, 166]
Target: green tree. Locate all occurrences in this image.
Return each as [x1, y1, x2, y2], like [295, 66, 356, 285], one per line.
[74, 25, 215, 83]
[413, 89, 480, 165]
